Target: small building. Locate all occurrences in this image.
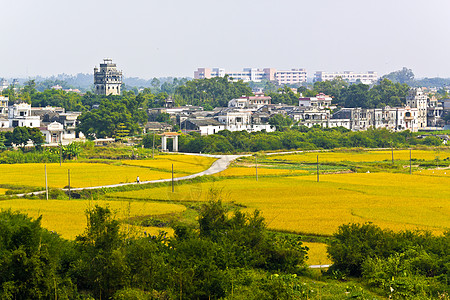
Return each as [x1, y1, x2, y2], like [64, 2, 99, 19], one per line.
[182, 118, 225, 136]
[144, 122, 173, 133]
[41, 121, 64, 144]
[298, 93, 332, 108]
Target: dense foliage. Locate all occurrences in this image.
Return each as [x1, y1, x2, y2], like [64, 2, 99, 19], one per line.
[327, 223, 449, 299]
[76, 93, 147, 139]
[0, 127, 44, 150]
[0, 199, 308, 299]
[177, 127, 442, 154]
[175, 75, 253, 107]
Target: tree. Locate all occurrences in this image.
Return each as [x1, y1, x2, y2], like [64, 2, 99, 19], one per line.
[73, 206, 129, 299]
[28, 127, 45, 149]
[11, 127, 30, 148]
[268, 114, 293, 131]
[382, 67, 415, 84]
[0, 210, 76, 299]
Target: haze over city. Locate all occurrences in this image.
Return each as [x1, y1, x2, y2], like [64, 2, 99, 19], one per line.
[2, 0, 450, 79]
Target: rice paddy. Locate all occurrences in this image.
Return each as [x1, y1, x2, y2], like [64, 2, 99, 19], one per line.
[0, 154, 216, 189]
[107, 172, 450, 235]
[0, 199, 185, 240]
[267, 149, 450, 163]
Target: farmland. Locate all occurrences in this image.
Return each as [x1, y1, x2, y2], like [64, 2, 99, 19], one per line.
[266, 148, 450, 163]
[0, 199, 185, 240]
[0, 154, 216, 189]
[1, 148, 449, 269]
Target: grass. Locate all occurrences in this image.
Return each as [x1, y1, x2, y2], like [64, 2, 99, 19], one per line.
[0, 199, 186, 240]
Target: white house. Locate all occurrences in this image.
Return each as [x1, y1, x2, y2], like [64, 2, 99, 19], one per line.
[8, 103, 40, 128]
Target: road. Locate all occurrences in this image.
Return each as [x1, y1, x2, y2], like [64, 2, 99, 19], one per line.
[15, 154, 248, 196]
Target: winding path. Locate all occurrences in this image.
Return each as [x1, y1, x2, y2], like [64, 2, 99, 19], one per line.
[16, 153, 249, 196]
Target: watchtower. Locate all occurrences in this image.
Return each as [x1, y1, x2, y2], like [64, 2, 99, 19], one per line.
[94, 59, 123, 96]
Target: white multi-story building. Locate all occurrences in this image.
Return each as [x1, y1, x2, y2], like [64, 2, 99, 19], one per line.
[406, 88, 427, 129]
[330, 106, 420, 132]
[314, 71, 378, 84]
[194, 67, 307, 85]
[216, 109, 274, 133]
[228, 93, 271, 109]
[0, 96, 8, 116]
[298, 93, 333, 108]
[8, 103, 40, 128]
[0, 79, 8, 92]
[275, 69, 307, 85]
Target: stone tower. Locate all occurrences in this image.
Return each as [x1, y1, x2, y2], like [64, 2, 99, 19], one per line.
[94, 58, 123, 96]
[406, 88, 427, 128]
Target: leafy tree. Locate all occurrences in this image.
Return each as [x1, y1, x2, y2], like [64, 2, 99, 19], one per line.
[267, 85, 299, 105]
[175, 75, 252, 107]
[313, 77, 348, 106]
[72, 205, 129, 299]
[268, 114, 293, 131]
[11, 127, 30, 148]
[382, 67, 415, 84]
[28, 127, 45, 149]
[0, 210, 76, 299]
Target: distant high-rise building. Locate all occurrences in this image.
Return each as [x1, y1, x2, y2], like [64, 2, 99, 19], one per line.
[94, 59, 123, 96]
[314, 71, 378, 84]
[194, 67, 307, 85]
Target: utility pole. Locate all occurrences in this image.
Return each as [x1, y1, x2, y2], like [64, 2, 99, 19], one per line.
[45, 164, 48, 200]
[68, 169, 71, 200]
[255, 155, 258, 181]
[317, 155, 319, 182]
[152, 132, 155, 159]
[391, 144, 394, 164]
[59, 143, 62, 166]
[410, 149, 412, 175]
[172, 164, 174, 193]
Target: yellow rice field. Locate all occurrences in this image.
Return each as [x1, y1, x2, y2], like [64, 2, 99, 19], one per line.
[213, 166, 309, 178]
[303, 242, 331, 265]
[108, 172, 450, 236]
[122, 155, 216, 174]
[267, 149, 450, 163]
[0, 199, 185, 240]
[0, 188, 7, 195]
[0, 155, 215, 189]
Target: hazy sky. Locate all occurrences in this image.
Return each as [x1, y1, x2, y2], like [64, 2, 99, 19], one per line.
[1, 0, 449, 79]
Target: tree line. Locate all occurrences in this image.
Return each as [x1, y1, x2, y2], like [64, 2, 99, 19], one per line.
[171, 127, 442, 154]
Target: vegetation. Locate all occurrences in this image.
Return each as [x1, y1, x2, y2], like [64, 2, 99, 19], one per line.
[178, 127, 444, 153]
[0, 198, 310, 299]
[174, 75, 253, 108]
[328, 223, 449, 299]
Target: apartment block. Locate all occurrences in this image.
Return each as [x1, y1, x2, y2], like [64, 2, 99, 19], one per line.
[314, 71, 378, 84]
[194, 67, 307, 85]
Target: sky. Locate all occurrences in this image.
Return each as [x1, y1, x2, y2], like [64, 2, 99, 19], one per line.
[1, 0, 450, 79]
